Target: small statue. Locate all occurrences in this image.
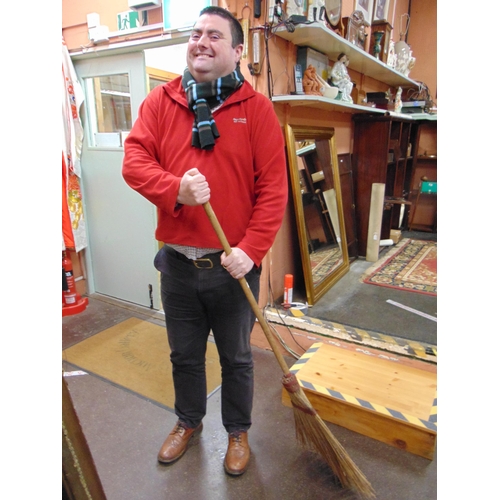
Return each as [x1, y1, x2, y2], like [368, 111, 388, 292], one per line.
[303, 65, 323, 95]
[329, 53, 353, 103]
[386, 40, 396, 68]
[394, 87, 403, 113]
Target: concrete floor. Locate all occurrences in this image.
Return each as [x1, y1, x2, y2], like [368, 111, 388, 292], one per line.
[63, 290, 437, 499]
[304, 231, 437, 345]
[308, 258, 437, 344]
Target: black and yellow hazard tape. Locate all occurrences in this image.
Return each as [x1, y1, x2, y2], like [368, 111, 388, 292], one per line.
[290, 342, 437, 432]
[264, 307, 437, 363]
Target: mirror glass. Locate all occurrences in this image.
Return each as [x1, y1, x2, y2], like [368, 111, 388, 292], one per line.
[285, 124, 349, 304]
[325, 0, 342, 28]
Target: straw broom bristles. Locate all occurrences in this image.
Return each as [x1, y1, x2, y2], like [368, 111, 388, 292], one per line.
[203, 202, 376, 498]
[283, 373, 376, 498]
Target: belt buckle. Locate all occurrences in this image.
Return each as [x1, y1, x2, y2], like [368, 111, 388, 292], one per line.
[193, 258, 213, 269]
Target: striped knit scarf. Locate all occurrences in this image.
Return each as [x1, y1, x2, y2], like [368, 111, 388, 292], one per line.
[182, 65, 245, 150]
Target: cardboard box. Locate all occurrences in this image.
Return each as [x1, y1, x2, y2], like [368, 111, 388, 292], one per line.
[390, 229, 402, 244]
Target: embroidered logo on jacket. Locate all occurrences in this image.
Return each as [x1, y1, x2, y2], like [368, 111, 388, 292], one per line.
[233, 118, 247, 124]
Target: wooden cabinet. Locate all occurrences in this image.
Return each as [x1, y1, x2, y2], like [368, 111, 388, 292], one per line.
[352, 113, 422, 256]
[408, 121, 437, 232]
[338, 153, 358, 260]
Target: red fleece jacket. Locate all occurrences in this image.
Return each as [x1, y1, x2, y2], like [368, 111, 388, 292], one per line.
[122, 77, 288, 266]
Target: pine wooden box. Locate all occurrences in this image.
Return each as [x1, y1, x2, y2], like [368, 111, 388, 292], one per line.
[282, 342, 437, 459]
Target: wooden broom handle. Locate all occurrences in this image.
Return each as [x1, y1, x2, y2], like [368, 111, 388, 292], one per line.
[203, 202, 291, 375]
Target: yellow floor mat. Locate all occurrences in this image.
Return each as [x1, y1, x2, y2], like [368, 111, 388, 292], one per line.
[63, 317, 222, 409]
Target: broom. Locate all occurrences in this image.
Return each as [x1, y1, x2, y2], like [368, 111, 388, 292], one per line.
[203, 202, 376, 499]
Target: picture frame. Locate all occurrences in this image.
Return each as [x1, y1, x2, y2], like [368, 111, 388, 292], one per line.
[354, 0, 373, 26]
[372, 0, 390, 23]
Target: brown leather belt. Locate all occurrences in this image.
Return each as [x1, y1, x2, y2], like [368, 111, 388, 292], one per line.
[171, 248, 223, 269]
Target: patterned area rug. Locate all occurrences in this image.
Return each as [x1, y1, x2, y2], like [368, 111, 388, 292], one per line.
[310, 244, 342, 286]
[362, 239, 437, 296]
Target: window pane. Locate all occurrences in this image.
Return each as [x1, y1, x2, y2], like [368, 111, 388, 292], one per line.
[149, 77, 165, 91]
[84, 74, 131, 147]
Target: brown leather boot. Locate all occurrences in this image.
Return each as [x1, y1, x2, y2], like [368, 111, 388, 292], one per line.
[157, 421, 203, 464]
[224, 431, 250, 476]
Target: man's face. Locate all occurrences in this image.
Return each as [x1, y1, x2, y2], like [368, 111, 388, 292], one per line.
[187, 14, 243, 82]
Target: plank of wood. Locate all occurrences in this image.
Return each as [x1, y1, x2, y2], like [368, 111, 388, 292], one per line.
[366, 183, 385, 262]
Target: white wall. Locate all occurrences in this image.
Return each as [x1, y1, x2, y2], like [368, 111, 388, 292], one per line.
[145, 43, 188, 74]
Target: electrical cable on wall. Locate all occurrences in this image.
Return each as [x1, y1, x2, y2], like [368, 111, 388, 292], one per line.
[263, 258, 307, 359]
[265, 24, 273, 97]
[264, 0, 286, 97]
[406, 81, 435, 111]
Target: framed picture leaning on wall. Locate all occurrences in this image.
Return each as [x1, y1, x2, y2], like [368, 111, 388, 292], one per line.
[354, 0, 374, 26]
[373, 0, 390, 23]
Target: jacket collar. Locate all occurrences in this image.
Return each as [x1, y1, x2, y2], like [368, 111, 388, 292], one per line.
[163, 75, 256, 109]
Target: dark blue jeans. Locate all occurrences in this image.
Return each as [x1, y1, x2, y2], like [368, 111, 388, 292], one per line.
[157, 246, 260, 433]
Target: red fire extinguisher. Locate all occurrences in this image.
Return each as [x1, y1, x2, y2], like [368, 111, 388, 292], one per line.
[62, 251, 79, 306]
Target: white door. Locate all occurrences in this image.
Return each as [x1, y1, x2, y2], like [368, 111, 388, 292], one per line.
[75, 52, 160, 309]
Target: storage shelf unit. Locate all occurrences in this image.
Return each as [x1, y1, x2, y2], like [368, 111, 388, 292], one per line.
[352, 113, 423, 256]
[272, 21, 436, 258]
[408, 118, 437, 233]
[274, 22, 419, 88]
[272, 94, 386, 114]
[272, 94, 438, 119]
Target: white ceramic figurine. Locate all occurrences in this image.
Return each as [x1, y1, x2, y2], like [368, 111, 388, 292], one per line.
[330, 53, 353, 103]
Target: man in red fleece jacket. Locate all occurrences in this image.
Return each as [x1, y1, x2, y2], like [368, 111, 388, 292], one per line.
[122, 6, 287, 476]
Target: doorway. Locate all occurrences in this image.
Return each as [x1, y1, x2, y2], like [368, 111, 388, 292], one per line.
[74, 44, 187, 310]
[76, 51, 159, 309]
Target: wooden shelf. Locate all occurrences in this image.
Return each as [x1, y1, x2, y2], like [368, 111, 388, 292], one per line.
[272, 94, 438, 121]
[272, 94, 386, 114]
[403, 113, 437, 121]
[274, 22, 419, 88]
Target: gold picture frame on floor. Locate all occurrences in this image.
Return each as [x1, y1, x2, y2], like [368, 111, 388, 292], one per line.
[284, 123, 350, 304]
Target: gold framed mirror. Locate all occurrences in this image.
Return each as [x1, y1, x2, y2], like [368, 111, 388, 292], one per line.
[285, 124, 349, 304]
[325, 0, 342, 28]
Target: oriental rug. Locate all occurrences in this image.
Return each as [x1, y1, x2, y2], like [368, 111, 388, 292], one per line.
[63, 317, 222, 409]
[362, 239, 437, 296]
[310, 244, 343, 286]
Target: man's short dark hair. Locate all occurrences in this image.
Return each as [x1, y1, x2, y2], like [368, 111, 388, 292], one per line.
[199, 6, 244, 48]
